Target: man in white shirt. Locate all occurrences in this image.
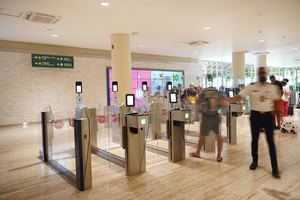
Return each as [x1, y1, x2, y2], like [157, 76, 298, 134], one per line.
[228, 67, 281, 178]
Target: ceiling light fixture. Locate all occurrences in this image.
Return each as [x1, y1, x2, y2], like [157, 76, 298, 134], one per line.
[258, 39, 264, 42]
[293, 47, 298, 51]
[50, 34, 59, 37]
[203, 26, 211, 30]
[100, 1, 110, 7]
[138, 44, 144, 48]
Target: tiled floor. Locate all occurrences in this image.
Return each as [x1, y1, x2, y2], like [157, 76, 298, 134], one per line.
[0, 111, 300, 199]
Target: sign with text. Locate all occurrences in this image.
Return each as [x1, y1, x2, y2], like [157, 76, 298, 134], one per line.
[32, 54, 74, 68]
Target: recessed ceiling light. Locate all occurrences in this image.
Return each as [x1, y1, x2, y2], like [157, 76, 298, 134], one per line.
[138, 44, 144, 48]
[50, 34, 59, 37]
[22, 122, 27, 128]
[100, 1, 110, 7]
[203, 26, 211, 30]
[293, 47, 298, 51]
[259, 39, 264, 42]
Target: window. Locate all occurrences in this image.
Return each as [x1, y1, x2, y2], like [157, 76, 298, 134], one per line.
[107, 68, 184, 106]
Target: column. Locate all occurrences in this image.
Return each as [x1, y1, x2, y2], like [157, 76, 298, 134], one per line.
[232, 52, 245, 87]
[111, 33, 132, 103]
[256, 54, 267, 68]
[255, 54, 267, 81]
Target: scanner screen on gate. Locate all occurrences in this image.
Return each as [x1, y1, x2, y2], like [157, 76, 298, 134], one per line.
[170, 93, 177, 103]
[126, 94, 135, 106]
[229, 91, 234, 98]
[142, 84, 147, 91]
[76, 85, 82, 93]
[112, 85, 118, 92]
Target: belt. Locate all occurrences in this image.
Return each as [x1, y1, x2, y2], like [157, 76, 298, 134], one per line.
[251, 110, 272, 114]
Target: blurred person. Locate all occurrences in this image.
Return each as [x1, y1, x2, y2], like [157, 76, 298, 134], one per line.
[269, 75, 283, 129]
[197, 85, 203, 95]
[281, 80, 291, 116]
[181, 83, 198, 122]
[190, 85, 225, 162]
[153, 85, 161, 98]
[173, 85, 179, 95]
[195, 85, 204, 121]
[219, 85, 225, 92]
[181, 82, 198, 104]
[228, 67, 281, 178]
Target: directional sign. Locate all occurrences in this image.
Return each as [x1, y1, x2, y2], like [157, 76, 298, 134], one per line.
[32, 54, 74, 68]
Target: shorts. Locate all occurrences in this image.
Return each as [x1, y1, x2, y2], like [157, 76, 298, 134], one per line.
[200, 113, 221, 136]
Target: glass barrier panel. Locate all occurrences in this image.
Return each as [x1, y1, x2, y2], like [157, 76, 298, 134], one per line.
[105, 106, 125, 159]
[49, 111, 76, 174]
[184, 105, 200, 151]
[38, 106, 52, 160]
[95, 104, 107, 151]
[37, 112, 43, 159]
[147, 107, 169, 154]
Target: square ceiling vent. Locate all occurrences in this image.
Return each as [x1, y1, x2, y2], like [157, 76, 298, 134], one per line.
[185, 40, 209, 46]
[24, 11, 61, 24]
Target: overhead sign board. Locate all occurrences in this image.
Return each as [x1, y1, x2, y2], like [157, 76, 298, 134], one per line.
[32, 54, 74, 68]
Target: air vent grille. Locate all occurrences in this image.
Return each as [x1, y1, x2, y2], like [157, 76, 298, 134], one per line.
[0, 8, 23, 17]
[186, 40, 209, 46]
[25, 11, 60, 24]
[254, 52, 270, 55]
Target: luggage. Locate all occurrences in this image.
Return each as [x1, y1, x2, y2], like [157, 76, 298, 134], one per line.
[288, 106, 294, 116]
[281, 122, 297, 134]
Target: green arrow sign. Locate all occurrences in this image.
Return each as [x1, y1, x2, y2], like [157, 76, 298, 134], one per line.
[32, 54, 74, 68]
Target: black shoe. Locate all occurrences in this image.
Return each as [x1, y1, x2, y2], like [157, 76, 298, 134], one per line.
[272, 170, 281, 179]
[260, 128, 265, 132]
[249, 162, 257, 170]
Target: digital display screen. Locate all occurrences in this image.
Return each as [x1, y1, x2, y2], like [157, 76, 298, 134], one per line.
[167, 81, 172, 91]
[169, 92, 177, 103]
[126, 94, 135, 107]
[142, 81, 148, 91]
[229, 91, 234, 98]
[112, 81, 118, 92]
[75, 81, 82, 93]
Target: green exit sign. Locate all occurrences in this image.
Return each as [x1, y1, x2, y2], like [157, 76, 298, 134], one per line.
[32, 54, 74, 68]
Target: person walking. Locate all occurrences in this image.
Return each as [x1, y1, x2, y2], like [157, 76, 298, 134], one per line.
[190, 85, 225, 162]
[281, 80, 291, 116]
[228, 67, 281, 178]
[269, 75, 283, 129]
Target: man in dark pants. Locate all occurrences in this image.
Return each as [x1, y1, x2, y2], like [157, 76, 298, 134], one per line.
[228, 67, 281, 178]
